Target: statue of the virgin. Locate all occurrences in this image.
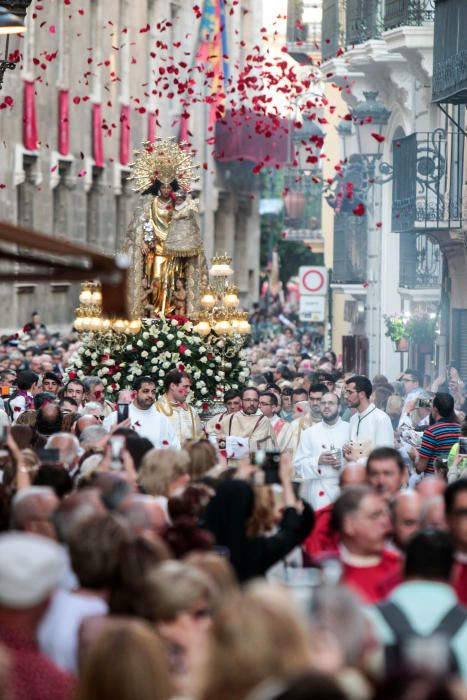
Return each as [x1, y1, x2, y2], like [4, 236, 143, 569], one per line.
[120, 138, 208, 319]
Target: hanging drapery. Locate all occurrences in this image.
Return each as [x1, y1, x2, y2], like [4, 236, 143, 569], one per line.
[92, 102, 104, 167]
[120, 104, 130, 165]
[58, 89, 70, 156]
[23, 80, 39, 151]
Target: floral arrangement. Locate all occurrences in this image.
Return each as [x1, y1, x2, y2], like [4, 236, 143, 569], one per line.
[66, 315, 250, 408]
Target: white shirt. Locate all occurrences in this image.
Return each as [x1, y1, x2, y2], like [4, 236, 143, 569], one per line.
[103, 403, 180, 449]
[349, 403, 394, 450]
[39, 589, 108, 673]
[294, 418, 350, 508]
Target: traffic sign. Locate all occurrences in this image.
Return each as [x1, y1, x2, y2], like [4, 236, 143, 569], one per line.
[299, 296, 326, 322]
[299, 266, 328, 295]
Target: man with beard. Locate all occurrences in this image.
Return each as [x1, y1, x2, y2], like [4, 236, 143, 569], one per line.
[104, 376, 179, 448]
[343, 375, 394, 462]
[294, 392, 350, 509]
[218, 386, 277, 453]
[279, 384, 327, 458]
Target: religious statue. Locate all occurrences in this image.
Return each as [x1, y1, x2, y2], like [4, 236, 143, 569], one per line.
[120, 138, 208, 320]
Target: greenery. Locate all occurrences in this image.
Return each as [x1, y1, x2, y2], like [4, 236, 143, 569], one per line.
[384, 313, 436, 345]
[383, 315, 407, 342]
[67, 315, 250, 408]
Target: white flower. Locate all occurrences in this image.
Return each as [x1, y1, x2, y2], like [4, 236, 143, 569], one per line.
[152, 346, 158, 352]
[101, 367, 109, 375]
[171, 319, 178, 326]
[91, 352, 97, 360]
[167, 333, 174, 340]
[151, 357, 158, 364]
[194, 371, 201, 380]
[175, 340, 182, 347]
[200, 356, 207, 364]
[163, 361, 170, 369]
[126, 345, 133, 351]
[214, 375, 221, 381]
[141, 351, 149, 359]
[134, 368, 142, 376]
[137, 340, 143, 347]
[143, 332, 149, 339]
[177, 331, 184, 338]
[114, 372, 121, 381]
[91, 360, 97, 366]
[159, 370, 164, 376]
[206, 369, 213, 376]
[200, 387, 208, 395]
[101, 378, 108, 385]
[127, 374, 134, 382]
[184, 349, 192, 357]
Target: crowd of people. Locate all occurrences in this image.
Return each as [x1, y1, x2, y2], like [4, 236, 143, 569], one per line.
[0, 312, 466, 699]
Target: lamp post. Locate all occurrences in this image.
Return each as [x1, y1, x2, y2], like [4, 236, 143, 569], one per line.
[0, 3, 30, 90]
[351, 91, 392, 376]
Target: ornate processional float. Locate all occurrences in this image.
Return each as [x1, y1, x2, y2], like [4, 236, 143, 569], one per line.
[69, 138, 251, 410]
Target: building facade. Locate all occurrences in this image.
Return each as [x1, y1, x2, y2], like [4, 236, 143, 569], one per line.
[318, 0, 467, 378]
[0, 0, 262, 332]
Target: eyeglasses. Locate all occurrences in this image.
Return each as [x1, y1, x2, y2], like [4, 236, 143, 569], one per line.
[402, 377, 416, 383]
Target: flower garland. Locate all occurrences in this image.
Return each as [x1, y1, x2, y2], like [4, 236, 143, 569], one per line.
[66, 315, 250, 408]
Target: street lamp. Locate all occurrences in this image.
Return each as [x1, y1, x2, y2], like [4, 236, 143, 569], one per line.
[352, 91, 392, 183]
[0, 4, 28, 90]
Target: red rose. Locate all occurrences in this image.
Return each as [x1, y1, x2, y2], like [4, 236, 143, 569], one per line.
[101, 355, 109, 361]
[68, 371, 77, 379]
[352, 203, 365, 216]
[202, 402, 209, 410]
[162, 440, 169, 446]
[178, 363, 185, 372]
[206, 353, 213, 360]
[178, 344, 187, 354]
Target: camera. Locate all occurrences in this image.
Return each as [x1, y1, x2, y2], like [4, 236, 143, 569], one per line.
[117, 402, 130, 423]
[250, 450, 281, 484]
[416, 398, 432, 409]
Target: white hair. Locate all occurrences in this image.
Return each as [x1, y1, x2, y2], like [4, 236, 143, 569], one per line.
[45, 433, 80, 468]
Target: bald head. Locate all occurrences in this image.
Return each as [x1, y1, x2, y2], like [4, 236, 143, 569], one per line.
[118, 495, 167, 537]
[11, 486, 59, 540]
[420, 495, 446, 530]
[391, 490, 422, 551]
[75, 414, 100, 438]
[340, 462, 366, 489]
[416, 476, 446, 500]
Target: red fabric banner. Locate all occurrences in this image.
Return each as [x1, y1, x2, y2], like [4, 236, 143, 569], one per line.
[92, 103, 104, 167]
[214, 110, 291, 166]
[147, 112, 157, 143]
[119, 105, 130, 166]
[23, 80, 38, 151]
[58, 89, 69, 156]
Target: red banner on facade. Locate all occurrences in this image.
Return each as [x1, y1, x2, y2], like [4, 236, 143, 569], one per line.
[92, 103, 104, 167]
[119, 104, 130, 166]
[58, 89, 69, 156]
[148, 111, 157, 143]
[23, 80, 38, 151]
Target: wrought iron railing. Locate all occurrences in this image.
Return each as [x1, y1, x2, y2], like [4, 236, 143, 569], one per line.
[399, 232, 442, 288]
[383, 0, 435, 31]
[432, 0, 467, 104]
[332, 211, 367, 283]
[345, 0, 383, 47]
[391, 129, 464, 232]
[322, 0, 346, 61]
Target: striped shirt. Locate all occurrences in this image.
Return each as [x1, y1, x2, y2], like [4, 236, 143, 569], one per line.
[419, 420, 461, 474]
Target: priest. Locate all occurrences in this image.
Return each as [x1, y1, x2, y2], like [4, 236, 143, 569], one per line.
[155, 369, 202, 445]
[218, 386, 278, 454]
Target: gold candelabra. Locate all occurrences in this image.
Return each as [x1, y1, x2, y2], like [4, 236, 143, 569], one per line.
[74, 281, 142, 335]
[195, 254, 251, 338]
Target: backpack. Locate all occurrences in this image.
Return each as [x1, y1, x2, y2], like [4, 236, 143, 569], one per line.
[377, 600, 467, 675]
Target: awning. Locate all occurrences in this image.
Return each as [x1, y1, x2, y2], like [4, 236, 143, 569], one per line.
[215, 110, 292, 167]
[0, 220, 128, 317]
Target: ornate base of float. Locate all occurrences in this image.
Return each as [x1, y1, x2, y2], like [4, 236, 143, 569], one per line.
[68, 315, 250, 410]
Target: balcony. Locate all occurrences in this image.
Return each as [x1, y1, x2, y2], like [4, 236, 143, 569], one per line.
[322, 0, 346, 62]
[384, 0, 435, 30]
[346, 0, 383, 47]
[391, 129, 464, 232]
[282, 170, 322, 242]
[399, 232, 442, 288]
[432, 0, 467, 104]
[332, 211, 367, 284]
[286, 0, 321, 64]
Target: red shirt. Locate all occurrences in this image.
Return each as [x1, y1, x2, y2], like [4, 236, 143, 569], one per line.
[319, 548, 402, 603]
[0, 625, 73, 700]
[303, 504, 338, 556]
[453, 559, 467, 606]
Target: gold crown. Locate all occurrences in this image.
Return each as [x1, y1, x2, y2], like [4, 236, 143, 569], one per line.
[129, 138, 200, 193]
[211, 254, 232, 266]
